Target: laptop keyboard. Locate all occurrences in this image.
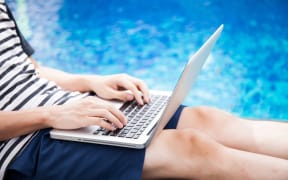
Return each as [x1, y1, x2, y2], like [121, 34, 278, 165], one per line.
[93, 94, 169, 139]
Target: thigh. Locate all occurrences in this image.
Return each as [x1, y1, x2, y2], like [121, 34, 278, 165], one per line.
[6, 129, 145, 180]
[143, 128, 288, 180]
[177, 106, 264, 153]
[143, 128, 225, 179]
[177, 106, 288, 159]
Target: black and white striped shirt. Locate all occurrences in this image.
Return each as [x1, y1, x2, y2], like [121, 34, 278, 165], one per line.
[0, 1, 89, 178]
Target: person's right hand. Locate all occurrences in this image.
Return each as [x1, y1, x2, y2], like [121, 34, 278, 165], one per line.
[45, 97, 127, 131]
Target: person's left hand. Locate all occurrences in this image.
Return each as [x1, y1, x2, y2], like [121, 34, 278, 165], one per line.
[85, 74, 150, 105]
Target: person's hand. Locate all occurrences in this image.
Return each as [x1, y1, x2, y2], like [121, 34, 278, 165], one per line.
[85, 74, 150, 105]
[45, 97, 127, 131]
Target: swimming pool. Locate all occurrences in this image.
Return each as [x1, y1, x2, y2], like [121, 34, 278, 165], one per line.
[8, 0, 288, 120]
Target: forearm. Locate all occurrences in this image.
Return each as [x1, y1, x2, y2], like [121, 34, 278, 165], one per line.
[0, 108, 49, 141]
[29, 57, 95, 92]
[37, 66, 92, 92]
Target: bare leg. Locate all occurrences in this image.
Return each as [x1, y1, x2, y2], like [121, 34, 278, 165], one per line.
[142, 129, 288, 179]
[177, 106, 288, 159]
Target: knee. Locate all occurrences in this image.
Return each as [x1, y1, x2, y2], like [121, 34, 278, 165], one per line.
[185, 106, 221, 122]
[176, 129, 222, 156]
[182, 106, 234, 130]
[173, 130, 225, 177]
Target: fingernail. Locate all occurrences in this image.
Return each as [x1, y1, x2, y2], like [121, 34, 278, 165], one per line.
[145, 97, 150, 103]
[139, 100, 143, 105]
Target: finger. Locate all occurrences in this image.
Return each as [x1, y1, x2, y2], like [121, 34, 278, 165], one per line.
[95, 108, 124, 128]
[107, 89, 135, 102]
[130, 77, 150, 103]
[81, 103, 124, 128]
[85, 117, 117, 131]
[105, 103, 127, 125]
[119, 80, 144, 105]
[83, 98, 127, 126]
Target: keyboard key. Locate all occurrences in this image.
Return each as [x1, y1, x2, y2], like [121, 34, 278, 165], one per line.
[126, 133, 135, 138]
[94, 94, 169, 139]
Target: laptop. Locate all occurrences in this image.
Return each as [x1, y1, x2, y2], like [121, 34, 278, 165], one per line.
[50, 24, 223, 149]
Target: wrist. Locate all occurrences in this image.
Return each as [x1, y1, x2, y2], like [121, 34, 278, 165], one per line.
[36, 107, 53, 128]
[82, 74, 102, 93]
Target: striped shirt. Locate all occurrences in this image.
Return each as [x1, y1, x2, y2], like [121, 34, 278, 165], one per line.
[0, 1, 89, 178]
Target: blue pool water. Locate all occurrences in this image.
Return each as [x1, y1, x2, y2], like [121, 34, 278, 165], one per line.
[7, 0, 288, 120]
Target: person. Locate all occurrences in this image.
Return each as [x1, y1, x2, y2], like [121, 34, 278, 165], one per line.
[1, 1, 288, 179]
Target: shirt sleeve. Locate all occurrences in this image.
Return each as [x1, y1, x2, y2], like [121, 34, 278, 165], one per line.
[6, 4, 35, 57]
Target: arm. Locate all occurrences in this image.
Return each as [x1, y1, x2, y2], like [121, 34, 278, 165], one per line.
[29, 57, 90, 92]
[0, 108, 48, 141]
[29, 57, 150, 104]
[0, 57, 149, 140]
[0, 97, 127, 141]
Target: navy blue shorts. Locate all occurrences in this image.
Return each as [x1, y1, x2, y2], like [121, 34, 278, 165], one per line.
[5, 105, 186, 180]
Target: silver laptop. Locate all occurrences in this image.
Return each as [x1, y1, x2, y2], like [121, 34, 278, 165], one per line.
[50, 25, 223, 149]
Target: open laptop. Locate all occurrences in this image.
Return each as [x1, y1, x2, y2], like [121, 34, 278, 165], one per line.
[50, 24, 223, 149]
